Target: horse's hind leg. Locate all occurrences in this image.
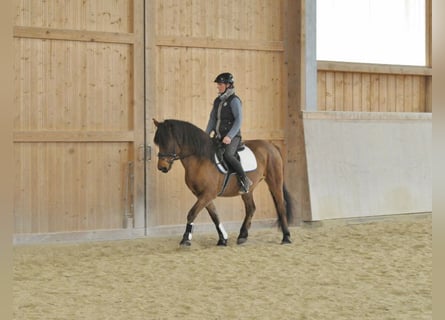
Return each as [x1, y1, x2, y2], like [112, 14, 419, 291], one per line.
[271, 191, 292, 244]
[265, 172, 292, 244]
[206, 201, 228, 246]
[237, 193, 256, 244]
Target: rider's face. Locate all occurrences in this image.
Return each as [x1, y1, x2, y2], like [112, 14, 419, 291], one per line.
[216, 82, 228, 94]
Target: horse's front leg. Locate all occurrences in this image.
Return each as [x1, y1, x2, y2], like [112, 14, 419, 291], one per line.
[206, 201, 228, 246]
[180, 197, 211, 246]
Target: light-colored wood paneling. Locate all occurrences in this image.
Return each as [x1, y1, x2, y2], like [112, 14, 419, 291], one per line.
[13, 0, 145, 235]
[317, 61, 432, 113]
[154, 47, 285, 137]
[156, 0, 283, 41]
[14, 142, 130, 233]
[147, 0, 291, 227]
[317, 70, 431, 113]
[14, 38, 132, 131]
[14, 0, 132, 32]
[14, 26, 135, 44]
[318, 61, 432, 76]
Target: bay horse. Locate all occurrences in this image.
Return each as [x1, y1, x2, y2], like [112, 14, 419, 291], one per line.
[153, 119, 294, 246]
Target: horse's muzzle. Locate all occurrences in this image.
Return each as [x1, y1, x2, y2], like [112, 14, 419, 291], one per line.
[158, 166, 169, 173]
[157, 161, 171, 173]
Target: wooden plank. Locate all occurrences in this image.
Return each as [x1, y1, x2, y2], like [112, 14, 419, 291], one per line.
[156, 36, 284, 52]
[387, 75, 397, 112]
[352, 73, 362, 111]
[361, 74, 371, 112]
[14, 26, 135, 44]
[317, 71, 326, 110]
[334, 72, 344, 111]
[302, 111, 432, 121]
[37, 143, 49, 232]
[343, 72, 353, 111]
[378, 74, 388, 112]
[131, 0, 146, 230]
[318, 60, 432, 76]
[325, 71, 335, 111]
[14, 131, 135, 142]
[30, 145, 39, 232]
[412, 76, 422, 113]
[404, 75, 414, 112]
[395, 75, 405, 112]
[370, 74, 380, 112]
[425, 76, 432, 112]
[425, 0, 432, 67]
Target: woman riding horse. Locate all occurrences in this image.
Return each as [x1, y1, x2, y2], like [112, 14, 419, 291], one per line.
[205, 72, 252, 193]
[153, 119, 294, 246]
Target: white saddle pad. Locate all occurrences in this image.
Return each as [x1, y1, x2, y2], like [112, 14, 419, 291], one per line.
[215, 146, 257, 174]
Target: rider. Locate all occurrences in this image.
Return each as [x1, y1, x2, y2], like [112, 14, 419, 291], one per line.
[205, 72, 252, 193]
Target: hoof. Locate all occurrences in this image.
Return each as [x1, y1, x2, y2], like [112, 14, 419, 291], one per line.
[217, 239, 228, 246]
[281, 235, 292, 244]
[179, 239, 191, 247]
[237, 237, 248, 245]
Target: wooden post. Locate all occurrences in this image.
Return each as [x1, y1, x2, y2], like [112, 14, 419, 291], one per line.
[284, 0, 312, 222]
[425, 0, 432, 112]
[305, 0, 317, 111]
[133, 0, 146, 230]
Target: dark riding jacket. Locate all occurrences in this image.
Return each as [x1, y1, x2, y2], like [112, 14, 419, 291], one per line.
[205, 89, 242, 139]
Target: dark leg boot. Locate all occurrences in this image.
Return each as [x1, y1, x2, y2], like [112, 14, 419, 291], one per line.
[238, 174, 252, 193]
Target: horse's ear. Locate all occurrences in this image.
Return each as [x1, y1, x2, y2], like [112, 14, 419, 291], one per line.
[153, 118, 160, 127]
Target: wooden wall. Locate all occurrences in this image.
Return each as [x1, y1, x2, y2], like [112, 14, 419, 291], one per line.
[145, 0, 289, 227]
[14, 0, 431, 239]
[317, 61, 432, 113]
[13, 0, 145, 234]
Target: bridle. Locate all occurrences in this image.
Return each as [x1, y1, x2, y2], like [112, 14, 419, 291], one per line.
[157, 151, 181, 164]
[157, 149, 192, 164]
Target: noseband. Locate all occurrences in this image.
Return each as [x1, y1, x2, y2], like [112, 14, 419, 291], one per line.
[157, 152, 181, 164]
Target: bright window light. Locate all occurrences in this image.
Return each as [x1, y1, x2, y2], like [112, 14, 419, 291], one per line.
[317, 0, 426, 66]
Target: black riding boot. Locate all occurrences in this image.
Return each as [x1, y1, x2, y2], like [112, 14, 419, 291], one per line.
[238, 174, 252, 193]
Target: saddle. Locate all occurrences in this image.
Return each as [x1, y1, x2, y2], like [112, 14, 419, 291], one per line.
[212, 138, 257, 195]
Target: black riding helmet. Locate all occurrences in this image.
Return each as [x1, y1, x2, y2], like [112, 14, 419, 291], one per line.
[214, 72, 234, 84]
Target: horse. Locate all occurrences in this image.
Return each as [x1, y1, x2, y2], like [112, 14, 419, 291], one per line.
[153, 118, 294, 246]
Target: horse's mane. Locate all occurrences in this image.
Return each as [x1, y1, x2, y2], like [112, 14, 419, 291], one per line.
[154, 119, 215, 159]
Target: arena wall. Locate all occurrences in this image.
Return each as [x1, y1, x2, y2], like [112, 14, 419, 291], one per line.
[303, 112, 432, 220]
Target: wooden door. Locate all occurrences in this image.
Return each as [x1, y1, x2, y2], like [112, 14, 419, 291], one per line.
[13, 0, 145, 237]
[145, 0, 287, 230]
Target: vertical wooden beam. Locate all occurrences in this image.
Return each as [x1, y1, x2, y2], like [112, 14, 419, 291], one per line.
[425, 0, 432, 68]
[305, 0, 317, 111]
[144, 0, 158, 229]
[425, 0, 432, 112]
[132, 0, 146, 229]
[284, 0, 312, 222]
[0, 1, 14, 317]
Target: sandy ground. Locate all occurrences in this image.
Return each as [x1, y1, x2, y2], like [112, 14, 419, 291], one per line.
[13, 214, 431, 320]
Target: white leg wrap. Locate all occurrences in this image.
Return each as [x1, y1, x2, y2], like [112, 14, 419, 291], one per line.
[219, 223, 228, 240]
